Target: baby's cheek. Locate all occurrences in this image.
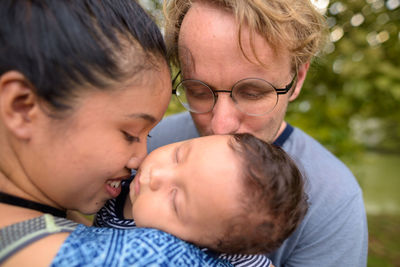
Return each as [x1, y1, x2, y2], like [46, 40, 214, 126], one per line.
[132, 198, 164, 228]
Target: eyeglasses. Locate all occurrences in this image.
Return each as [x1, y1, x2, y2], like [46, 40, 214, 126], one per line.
[172, 71, 297, 116]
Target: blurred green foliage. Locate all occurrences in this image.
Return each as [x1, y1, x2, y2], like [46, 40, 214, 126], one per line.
[291, 0, 400, 162]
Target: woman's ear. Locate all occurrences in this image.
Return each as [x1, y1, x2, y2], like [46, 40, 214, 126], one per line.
[289, 62, 310, 102]
[0, 71, 39, 140]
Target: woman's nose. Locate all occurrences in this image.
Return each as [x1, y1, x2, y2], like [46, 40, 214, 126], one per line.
[126, 142, 148, 170]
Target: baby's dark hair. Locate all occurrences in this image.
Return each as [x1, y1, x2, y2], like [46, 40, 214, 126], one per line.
[214, 133, 308, 254]
[0, 0, 167, 112]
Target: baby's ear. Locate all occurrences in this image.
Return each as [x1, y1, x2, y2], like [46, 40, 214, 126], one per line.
[0, 71, 39, 139]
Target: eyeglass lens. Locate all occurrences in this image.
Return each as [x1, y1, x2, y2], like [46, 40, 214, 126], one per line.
[175, 78, 279, 116]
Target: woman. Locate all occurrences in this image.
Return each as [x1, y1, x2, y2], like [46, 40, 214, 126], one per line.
[0, 1, 230, 266]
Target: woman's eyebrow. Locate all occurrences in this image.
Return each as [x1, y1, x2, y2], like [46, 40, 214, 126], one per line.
[126, 113, 157, 124]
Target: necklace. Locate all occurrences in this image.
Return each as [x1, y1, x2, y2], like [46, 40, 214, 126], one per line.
[0, 191, 66, 218]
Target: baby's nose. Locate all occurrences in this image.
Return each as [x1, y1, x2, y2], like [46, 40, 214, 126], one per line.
[149, 168, 166, 191]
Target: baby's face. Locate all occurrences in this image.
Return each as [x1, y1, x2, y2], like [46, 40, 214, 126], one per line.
[129, 135, 243, 247]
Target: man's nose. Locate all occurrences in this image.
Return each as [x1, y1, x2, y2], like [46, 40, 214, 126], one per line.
[211, 93, 241, 135]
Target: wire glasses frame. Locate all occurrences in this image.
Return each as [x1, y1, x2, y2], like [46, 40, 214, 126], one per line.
[172, 71, 298, 116]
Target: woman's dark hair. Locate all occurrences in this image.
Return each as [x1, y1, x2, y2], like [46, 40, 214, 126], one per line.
[0, 0, 167, 111]
[214, 133, 308, 254]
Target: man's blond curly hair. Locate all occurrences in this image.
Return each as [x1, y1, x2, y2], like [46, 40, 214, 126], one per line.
[164, 0, 327, 71]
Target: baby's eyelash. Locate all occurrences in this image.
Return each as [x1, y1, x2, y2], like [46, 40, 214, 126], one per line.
[174, 146, 180, 163]
[171, 189, 178, 214]
[148, 134, 152, 138]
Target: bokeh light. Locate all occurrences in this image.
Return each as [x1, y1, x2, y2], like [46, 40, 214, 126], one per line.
[310, 0, 330, 13]
[351, 13, 365, 27]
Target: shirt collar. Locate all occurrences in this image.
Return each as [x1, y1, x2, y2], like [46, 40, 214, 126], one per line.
[273, 123, 294, 147]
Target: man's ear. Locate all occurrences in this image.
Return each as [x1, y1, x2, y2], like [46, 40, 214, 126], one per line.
[0, 71, 39, 140]
[289, 62, 310, 102]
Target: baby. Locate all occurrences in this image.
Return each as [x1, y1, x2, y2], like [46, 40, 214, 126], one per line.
[96, 133, 308, 256]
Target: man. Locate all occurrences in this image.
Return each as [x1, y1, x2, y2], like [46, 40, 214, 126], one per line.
[148, 0, 368, 266]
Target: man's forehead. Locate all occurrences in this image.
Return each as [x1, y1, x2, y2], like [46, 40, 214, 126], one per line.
[177, 43, 287, 80]
[179, 31, 288, 74]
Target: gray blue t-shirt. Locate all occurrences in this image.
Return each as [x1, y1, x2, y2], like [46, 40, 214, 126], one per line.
[147, 112, 368, 267]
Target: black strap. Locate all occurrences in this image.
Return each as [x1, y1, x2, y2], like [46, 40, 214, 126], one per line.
[0, 192, 66, 218]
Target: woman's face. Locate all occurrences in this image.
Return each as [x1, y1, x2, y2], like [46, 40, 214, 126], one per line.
[26, 65, 171, 214]
[130, 135, 243, 248]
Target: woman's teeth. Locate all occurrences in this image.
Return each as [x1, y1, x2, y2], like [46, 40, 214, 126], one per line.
[107, 180, 121, 188]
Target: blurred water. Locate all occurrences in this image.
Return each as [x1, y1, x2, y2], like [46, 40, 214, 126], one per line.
[346, 152, 400, 215]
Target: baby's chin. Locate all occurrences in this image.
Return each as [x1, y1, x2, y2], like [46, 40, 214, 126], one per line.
[130, 204, 145, 227]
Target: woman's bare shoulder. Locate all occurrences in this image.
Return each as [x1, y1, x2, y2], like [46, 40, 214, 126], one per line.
[2, 232, 70, 267]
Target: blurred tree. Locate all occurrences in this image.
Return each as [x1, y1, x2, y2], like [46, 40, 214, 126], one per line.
[139, 0, 163, 23]
[141, 0, 400, 160]
[292, 0, 400, 159]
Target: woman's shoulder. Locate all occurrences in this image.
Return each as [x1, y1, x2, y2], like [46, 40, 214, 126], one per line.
[52, 226, 232, 267]
[1, 214, 74, 267]
[4, 232, 70, 267]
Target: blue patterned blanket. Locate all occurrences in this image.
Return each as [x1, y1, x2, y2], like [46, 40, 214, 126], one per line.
[52, 225, 232, 267]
